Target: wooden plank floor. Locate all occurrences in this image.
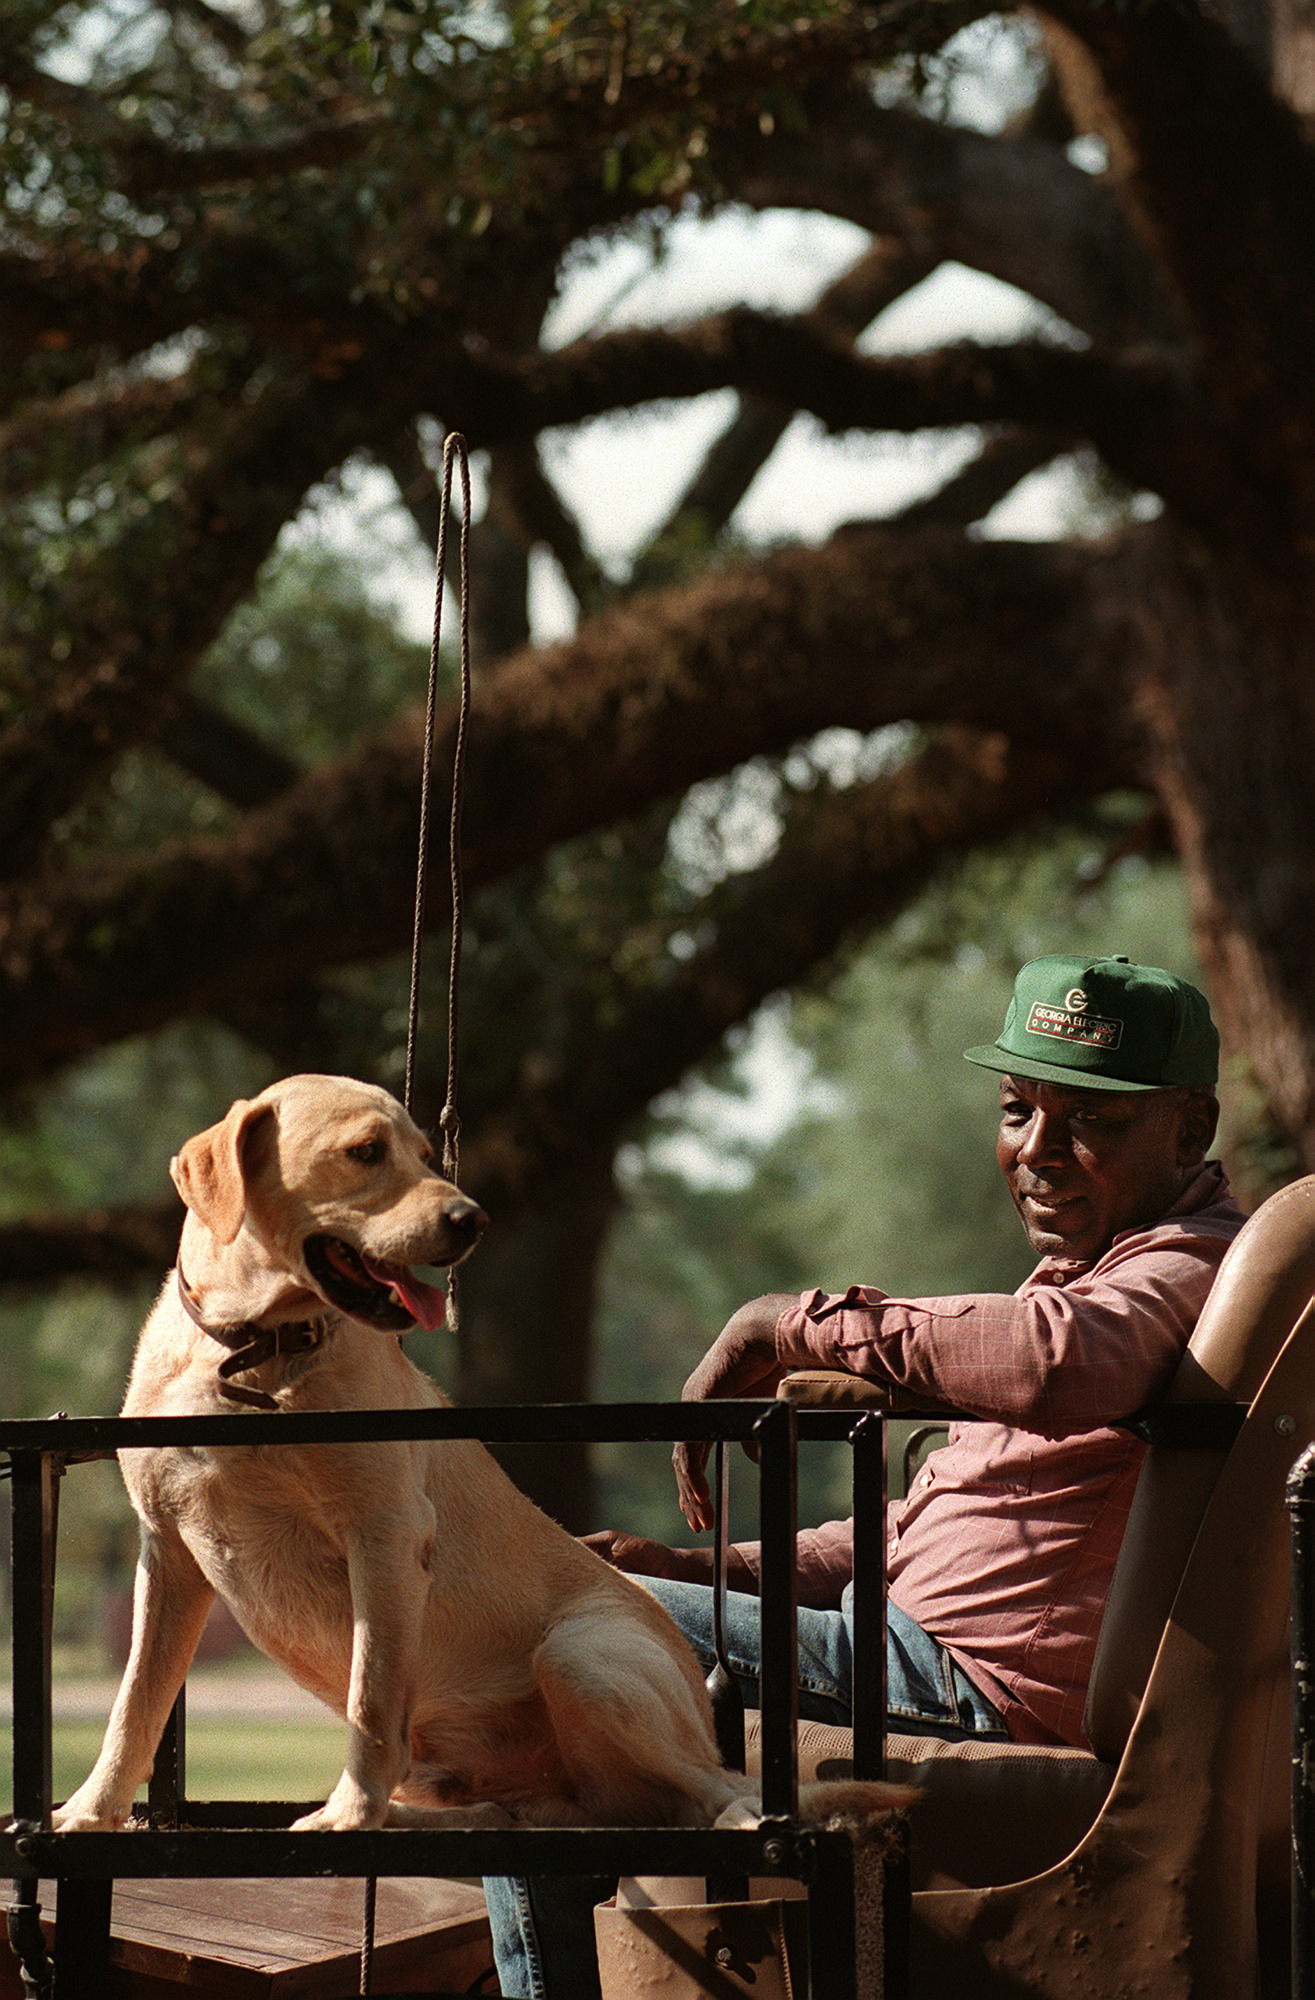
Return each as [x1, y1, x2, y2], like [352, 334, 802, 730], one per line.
[0, 1875, 495, 1996]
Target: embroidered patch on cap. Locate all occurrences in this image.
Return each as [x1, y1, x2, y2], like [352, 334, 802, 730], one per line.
[964, 954, 1218, 1091]
[1025, 998, 1124, 1051]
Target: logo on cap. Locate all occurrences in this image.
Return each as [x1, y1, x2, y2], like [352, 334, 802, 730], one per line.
[1026, 999, 1123, 1051]
[963, 953, 1218, 1091]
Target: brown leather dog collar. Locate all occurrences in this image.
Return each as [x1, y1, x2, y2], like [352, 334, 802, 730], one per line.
[175, 1268, 327, 1410]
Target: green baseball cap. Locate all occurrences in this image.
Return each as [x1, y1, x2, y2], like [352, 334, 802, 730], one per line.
[963, 954, 1219, 1093]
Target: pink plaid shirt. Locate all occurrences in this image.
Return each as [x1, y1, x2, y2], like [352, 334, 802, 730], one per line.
[767, 1163, 1245, 1748]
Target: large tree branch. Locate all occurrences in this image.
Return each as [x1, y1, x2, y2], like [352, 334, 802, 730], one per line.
[433, 306, 1244, 527]
[0, 368, 209, 490]
[0, 309, 1196, 898]
[0, 40, 1172, 395]
[647, 237, 938, 557]
[0, 368, 369, 874]
[0, 525, 1151, 1093]
[1038, 0, 1315, 521]
[478, 441, 610, 620]
[0, 33, 962, 368]
[0, 310, 1177, 883]
[455, 725, 1124, 1201]
[0, 726, 1118, 1285]
[6, 2, 990, 212]
[486, 0, 995, 151]
[154, 693, 302, 808]
[888, 427, 1071, 528]
[709, 77, 1181, 352]
[571, 319, 1174, 442]
[449, 313, 1194, 496]
[0, 231, 390, 371]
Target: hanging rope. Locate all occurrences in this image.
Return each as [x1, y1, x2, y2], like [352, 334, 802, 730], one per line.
[405, 429, 472, 1186]
[358, 1873, 377, 1997]
[363, 432, 472, 2000]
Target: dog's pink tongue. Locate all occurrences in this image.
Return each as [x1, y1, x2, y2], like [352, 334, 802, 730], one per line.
[362, 1256, 448, 1331]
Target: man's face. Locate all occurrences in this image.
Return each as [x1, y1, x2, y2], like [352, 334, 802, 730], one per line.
[996, 1074, 1211, 1263]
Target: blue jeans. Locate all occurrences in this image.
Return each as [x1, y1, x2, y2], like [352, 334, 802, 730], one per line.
[485, 1579, 1007, 1999]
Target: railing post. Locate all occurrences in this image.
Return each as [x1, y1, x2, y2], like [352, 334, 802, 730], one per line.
[706, 1440, 745, 1774]
[1289, 1442, 1315, 1999]
[9, 1451, 58, 1827]
[8, 1449, 60, 2000]
[806, 1828, 857, 2000]
[851, 1410, 910, 2000]
[755, 1400, 798, 1823]
[704, 1440, 748, 1905]
[148, 1690, 187, 1826]
[848, 1413, 886, 1784]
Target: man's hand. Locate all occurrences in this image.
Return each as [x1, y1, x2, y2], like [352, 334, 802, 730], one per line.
[583, 1531, 760, 1594]
[673, 1294, 796, 1531]
[582, 1531, 715, 1582]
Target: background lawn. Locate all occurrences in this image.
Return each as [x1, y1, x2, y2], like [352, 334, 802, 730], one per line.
[3, 1656, 348, 1816]
[36, 1716, 347, 1813]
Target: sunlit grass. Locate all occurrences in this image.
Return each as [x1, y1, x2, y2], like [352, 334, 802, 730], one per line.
[3, 1677, 346, 1817]
[44, 1719, 346, 1812]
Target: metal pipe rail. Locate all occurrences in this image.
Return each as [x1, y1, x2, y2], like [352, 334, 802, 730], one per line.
[1290, 1442, 1315, 2000]
[0, 1399, 896, 1999]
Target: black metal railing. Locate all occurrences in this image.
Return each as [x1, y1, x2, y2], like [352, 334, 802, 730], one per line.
[9, 1388, 1309, 1996]
[0, 1399, 899, 1999]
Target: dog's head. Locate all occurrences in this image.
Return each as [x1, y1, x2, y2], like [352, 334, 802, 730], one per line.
[171, 1074, 487, 1331]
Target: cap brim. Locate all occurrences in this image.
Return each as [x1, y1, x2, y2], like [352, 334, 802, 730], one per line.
[962, 1046, 1167, 1092]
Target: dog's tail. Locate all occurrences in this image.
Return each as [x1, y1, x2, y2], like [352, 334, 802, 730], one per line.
[713, 1774, 917, 1836]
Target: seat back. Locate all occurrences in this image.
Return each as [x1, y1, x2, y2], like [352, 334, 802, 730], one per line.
[912, 1280, 1315, 1998]
[1084, 1173, 1315, 1759]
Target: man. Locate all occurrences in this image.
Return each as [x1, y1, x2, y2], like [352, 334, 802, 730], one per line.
[487, 953, 1246, 1996]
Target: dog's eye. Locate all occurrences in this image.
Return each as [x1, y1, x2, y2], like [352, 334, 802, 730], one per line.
[347, 1140, 386, 1166]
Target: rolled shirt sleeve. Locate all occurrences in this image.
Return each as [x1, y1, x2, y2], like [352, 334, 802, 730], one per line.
[774, 1222, 1232, 1434]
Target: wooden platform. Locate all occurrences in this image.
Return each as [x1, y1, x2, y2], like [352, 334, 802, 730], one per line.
[0, 1875, 495, 1996]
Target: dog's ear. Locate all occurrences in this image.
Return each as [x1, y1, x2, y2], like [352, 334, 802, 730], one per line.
[171, 1099, 273, 1245]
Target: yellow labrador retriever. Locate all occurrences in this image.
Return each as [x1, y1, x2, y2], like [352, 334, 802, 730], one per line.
[56, 1074, 903, 1837]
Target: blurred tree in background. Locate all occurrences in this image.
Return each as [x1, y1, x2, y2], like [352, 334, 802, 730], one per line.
[3, 0, 1313, 1556]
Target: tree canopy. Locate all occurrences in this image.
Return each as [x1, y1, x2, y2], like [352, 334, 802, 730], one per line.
[4, 0, 1315, 1522]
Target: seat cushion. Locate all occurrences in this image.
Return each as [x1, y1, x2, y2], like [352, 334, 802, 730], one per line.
[747, 1718, 1115, 1893]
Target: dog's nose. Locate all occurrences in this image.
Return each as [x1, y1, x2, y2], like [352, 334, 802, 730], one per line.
[444, 1197, 488, 1240]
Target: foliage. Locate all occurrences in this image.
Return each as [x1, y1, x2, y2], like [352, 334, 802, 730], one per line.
[195, 543, 434, 762]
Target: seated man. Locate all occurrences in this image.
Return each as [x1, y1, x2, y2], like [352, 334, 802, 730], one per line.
[487, 952, 1245, 1999]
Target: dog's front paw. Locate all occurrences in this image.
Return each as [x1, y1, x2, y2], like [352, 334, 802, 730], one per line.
[52, 1789, 129, 1833]
[289, 1804, 347, 1833]
[291, 1773, 387, 1832]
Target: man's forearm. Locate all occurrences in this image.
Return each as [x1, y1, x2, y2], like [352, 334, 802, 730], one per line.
[727, 1520, 854, 1609]
[583, 1526, 852, 1608]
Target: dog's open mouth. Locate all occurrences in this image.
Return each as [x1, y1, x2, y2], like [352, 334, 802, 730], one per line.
[303, 1235, 449, 1331]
